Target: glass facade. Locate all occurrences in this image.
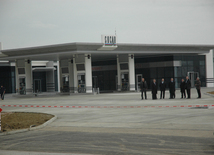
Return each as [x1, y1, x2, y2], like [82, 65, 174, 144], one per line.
[135, 55, 174, 89]
[91, 54, 206, 91]
[174, 55, 206, 87]
[92, 60, 117, 92]
[0, 53, 208, 93]
[0, 66, 16, 93]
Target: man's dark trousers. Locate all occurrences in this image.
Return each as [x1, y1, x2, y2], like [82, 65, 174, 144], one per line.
[181, 91, 186, 98]
[1, 93, 4, 100]
[186, 89, 191, 98]
[197, 89, 201, 98]
[141, 89, 147, 99]
[160, 91, 165, 99]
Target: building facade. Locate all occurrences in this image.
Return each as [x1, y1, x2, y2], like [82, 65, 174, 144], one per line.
[0, 40, 213, 94]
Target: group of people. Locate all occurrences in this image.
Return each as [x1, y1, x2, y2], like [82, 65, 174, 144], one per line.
[140, 76, 201, 100]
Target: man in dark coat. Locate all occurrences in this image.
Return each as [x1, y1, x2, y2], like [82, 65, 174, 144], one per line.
[159, 78, 166, 99]
[168, 78, 175, 99]
[151, 79, 157, 100]
[140, 78, 147, 100]
[180, 79, 186, 99]
[0, 85, 6, 100]
[195, 77, 201, 99]
[185, 76, 191, 99]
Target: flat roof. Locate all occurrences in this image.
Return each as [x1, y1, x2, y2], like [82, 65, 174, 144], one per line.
[0, 42, 213, 61]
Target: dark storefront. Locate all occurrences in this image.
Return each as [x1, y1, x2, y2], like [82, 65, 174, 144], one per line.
[91, 54, 206, 92]
[0, 66, 16, 93]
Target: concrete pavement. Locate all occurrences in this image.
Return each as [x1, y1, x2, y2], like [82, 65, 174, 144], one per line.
[0, 87, 214, 154]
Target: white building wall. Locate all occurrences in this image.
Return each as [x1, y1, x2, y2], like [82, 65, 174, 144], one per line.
[73, 56, 78, 93]
[117, 55, 121, 91]
[15, 60, 19, 93]
[46, 61, 55, 92]
[68, 59, 74, 93]
[57, 61, 61, 92]
[206, 49, 214, 87]
[85, 54, 92, 93]
[25, 60, 32, 94]
[128, 54, 135, 91]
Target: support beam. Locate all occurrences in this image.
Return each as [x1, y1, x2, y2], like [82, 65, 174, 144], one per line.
[206, 49, 214, 87]
[15, 60, 19, 94]
[128, 54, 135, 91]
[57, 61, 61, 92]
[46, 61, 55, 92]
[117, 55, 121, 91]
[85, 54, 92, 93]
[69, 59, 74, 93]
[73, 56, 78, 93]
[25, 59, 32, 94]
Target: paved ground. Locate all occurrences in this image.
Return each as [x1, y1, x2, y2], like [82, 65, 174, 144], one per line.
[0, 88, 214, 155]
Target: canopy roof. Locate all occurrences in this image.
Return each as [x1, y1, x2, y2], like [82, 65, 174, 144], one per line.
[0, 42, 213, 61]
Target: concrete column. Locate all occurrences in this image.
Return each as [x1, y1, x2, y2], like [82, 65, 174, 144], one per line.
[73, 56, 78, 93]
[46, 61, 55, 92]
[128, 54, 135, 91]
[85, 54, 92, 93]
[68, 59, 74, 93]
[57, 61, 61, 92]
[25, 60, 32, 94]
[117, 55, 121, 91]
[206, 49, 214, 87]
[15, 60, 19, 94]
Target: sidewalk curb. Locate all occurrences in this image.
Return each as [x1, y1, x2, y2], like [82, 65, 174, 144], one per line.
[0, 113, 57, 136]
[204, 92, 214, 98]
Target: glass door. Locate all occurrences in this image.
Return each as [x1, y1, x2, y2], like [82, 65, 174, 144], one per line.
[187, 72, 199, 88]
[136, 74, 142, 91]
[19, 77, 26, 95]
[34, 79, 41, 93]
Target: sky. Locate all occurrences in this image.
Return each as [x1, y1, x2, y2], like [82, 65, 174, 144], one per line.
[0, 0, 214, 50]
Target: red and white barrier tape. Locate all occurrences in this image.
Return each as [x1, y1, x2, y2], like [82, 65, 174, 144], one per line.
[1, 104, 214, 108]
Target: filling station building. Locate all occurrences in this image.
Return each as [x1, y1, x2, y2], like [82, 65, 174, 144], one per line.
[0, 35, 213, 94]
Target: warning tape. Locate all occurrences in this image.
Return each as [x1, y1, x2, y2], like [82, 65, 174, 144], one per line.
[1, 104, 214, 108]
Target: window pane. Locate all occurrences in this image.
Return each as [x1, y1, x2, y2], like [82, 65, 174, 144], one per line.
[181, 67, 187, 77]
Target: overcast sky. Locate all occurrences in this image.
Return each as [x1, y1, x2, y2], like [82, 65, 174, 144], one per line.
[0, 0, 214, 50]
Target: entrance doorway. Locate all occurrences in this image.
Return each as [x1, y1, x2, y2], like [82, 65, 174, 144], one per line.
[77, 74, 86, 93]
[92, 76, 98, 88]
[19, 77, 26, 95]
[187, 72, 199, 88]
[34, 79, 41, 93]
[62, 75, 69, 92]
[136, 74, 142, 92]
[121, 72, 129, 91]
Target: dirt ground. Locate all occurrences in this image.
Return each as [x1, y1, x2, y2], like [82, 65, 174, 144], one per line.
[208, 91, 214, 95]
[1, 112, 54, 132]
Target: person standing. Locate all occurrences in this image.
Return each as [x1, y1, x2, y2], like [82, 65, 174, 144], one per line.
[159, 78, 166, 99]
[180, 79, 186, 99]
[195, 77, 201, 99]
[140, 78, 148, 100]
[168, 78, 175, 99]
[185, 76, 191, 99]
[0, 85, 6, 100]
[151, 79, 157, 100]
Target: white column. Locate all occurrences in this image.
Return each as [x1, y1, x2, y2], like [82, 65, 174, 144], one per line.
[69, 59, 74, 93]
[25, 60, 32, 94]
[206, 49, 214, 87]
[128, 54, 135, 91]
[117, 55, 121, 91]
[57, 61, 61, 92]
[73, 56, 78, 93]
[46, 61, 55, 92]
[85, 54, 92, 93]
[15, 60, 19, 94]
